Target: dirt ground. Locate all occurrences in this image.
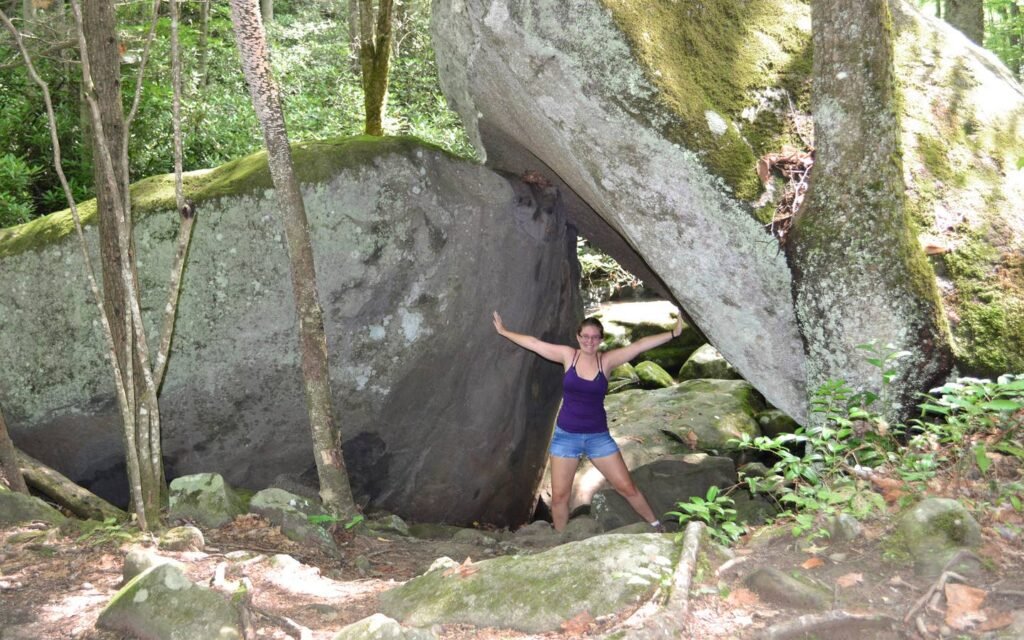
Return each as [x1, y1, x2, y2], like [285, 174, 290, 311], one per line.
[2, 500, 1023, 640]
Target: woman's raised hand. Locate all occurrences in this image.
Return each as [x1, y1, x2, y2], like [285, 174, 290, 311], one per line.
[492, 311, 506, 335]
[673, 314, 684, 338]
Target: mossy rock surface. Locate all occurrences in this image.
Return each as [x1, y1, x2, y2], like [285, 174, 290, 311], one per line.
[168, 473, 246, 529]
[634, 360, 675, 389]
[677, 343, 742, 381]
[97, 563, 243, 639]
[0, 491, 66, 526]
[379, 534, 676, 633]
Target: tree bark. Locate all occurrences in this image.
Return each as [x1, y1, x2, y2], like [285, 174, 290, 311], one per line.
[260, 0, 272, 23]
[0, 405, 29, 494]
[77, 0, 163, 528]
[17, 450, 127, 521]
[230, 0, 358, 519]
[358, 0, 393, 136]
[944, 0, 984, 45]
[786, 0, 953, 421]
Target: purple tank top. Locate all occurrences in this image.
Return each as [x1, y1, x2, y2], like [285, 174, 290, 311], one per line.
[556, 352, 609, 434]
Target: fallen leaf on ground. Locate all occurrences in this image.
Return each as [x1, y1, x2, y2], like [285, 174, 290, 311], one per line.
[442, 557, 478, 578]
[725, 588, 760, 606]
[801, 557, 824, 570]
[978, 610, 1014, 632]
[836, 573, 863, 588]
[945, 583, 988, 630]
[561, 611, 596, 635]
[685, 430, 699, 449]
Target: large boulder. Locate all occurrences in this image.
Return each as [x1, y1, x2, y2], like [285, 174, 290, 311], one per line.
[431, 0, 1024, 421]
[379, 534, 675, 633]
[0, 137, 580, 526]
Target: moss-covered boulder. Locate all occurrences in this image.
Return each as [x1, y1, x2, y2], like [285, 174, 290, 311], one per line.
[896, 497, 983, 577]
[168, 473, 246, 529]
[249, 488, 338, 556]
[677, 344, 742, 381]
[432, 0, 1024, 420]
[0, 490, 66, 526]
[331, 614, 437, 640]
[633, 360, 675, 389]
[379, 534, 676, 633]
[0, 136, 579, 527]
[97, 563, 243, 639]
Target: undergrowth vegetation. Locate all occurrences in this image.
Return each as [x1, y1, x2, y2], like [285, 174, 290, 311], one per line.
[672, 343, 1024, 545]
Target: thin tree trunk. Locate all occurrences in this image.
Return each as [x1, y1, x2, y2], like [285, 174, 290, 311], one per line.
[260, 0, 272, 22]
[347, 0, 361, 74]
[199, 0, 211, 88]
[943, 0, 984, 44]
[230, 0, 358, 519]
[75, 0, 165, 528]
[358, 0, 393, 136]
[785, 0, 953, 421]
[0, 405, 29, 494]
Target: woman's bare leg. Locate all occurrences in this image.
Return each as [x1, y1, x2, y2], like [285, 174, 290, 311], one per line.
[549, 455, 578, 532]
[590, 452, 658, 524]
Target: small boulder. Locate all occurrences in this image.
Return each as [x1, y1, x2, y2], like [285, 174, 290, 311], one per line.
[744, 567, 830, 610]
[331, 613, 437, 640]
[634, 361, 675, 389]
[123, 547, 185, 583]
[361, 514, 411, 537]
[97, 563, 243, 640]
[755, 409, 801, 438]
[591, 455, 737, 530]
[561, 516, 602, 542]
[168, 473, 246, 529]
[677, 344, 741, 381]
[896, 498, 982, 576]
[249, 488, 338, 556]
[158, 525, 205, 552]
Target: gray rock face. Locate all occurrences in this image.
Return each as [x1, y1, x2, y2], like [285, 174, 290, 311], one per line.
[379, 533, 675, 633]
[0, 138, 580, 526]
[677, 344, 741, 381]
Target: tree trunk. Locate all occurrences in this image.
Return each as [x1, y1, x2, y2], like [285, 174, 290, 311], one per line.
[17, 450, 127, 521]
[358, 0, 393, 136]
[943, 0, 984, 44]
[785, 0, 953, 421]
[230, 0, 358, 519]
[347, 0, 361, 74]
[77, 0, 163, 528]
[198, 0, 211, 88]
[260, 0, 272, 22]
[0, 405, 29, 494]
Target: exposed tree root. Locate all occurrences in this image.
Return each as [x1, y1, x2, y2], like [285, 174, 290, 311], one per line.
[758, 610, 903, 640]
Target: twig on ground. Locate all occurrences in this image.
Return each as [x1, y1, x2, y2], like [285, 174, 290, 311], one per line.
[903, 567, 968, 623]
[665, 521, 705, 613]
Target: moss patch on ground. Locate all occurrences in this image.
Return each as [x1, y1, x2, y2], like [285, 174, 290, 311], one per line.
[0, 135, 445, 259]
[602, 0, 812, 201]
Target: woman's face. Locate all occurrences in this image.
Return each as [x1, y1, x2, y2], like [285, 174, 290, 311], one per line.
[577, 327, 602, 354]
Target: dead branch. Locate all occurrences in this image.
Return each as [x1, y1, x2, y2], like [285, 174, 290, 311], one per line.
[759, 611, 902, 640]
[0, 405, 29, 494]
[16, 450, 127, 521]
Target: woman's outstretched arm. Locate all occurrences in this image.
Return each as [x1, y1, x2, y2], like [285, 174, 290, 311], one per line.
[493, 311, 573, 365]
[601, 315, 685, 373]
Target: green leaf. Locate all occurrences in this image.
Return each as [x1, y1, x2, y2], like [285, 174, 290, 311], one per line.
[993, 442, 1024, 459]
[974, 443, 992, 474]
[980, 399, 1023, 412]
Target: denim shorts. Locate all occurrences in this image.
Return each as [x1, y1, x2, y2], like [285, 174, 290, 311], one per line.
[549, 426, 620, 459]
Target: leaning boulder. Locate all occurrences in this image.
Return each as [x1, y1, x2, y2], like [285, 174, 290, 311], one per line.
[97, 563, 243, 640]
[431, 0, 1024, 419]
[0, 136, 579, 527]
[379, 534, 675, 633]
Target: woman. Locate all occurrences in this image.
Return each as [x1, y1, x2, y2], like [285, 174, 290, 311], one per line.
[493, 310, 684, 532]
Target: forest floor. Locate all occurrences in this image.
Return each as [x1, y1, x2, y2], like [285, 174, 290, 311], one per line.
[1, 498, 1023, 640]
